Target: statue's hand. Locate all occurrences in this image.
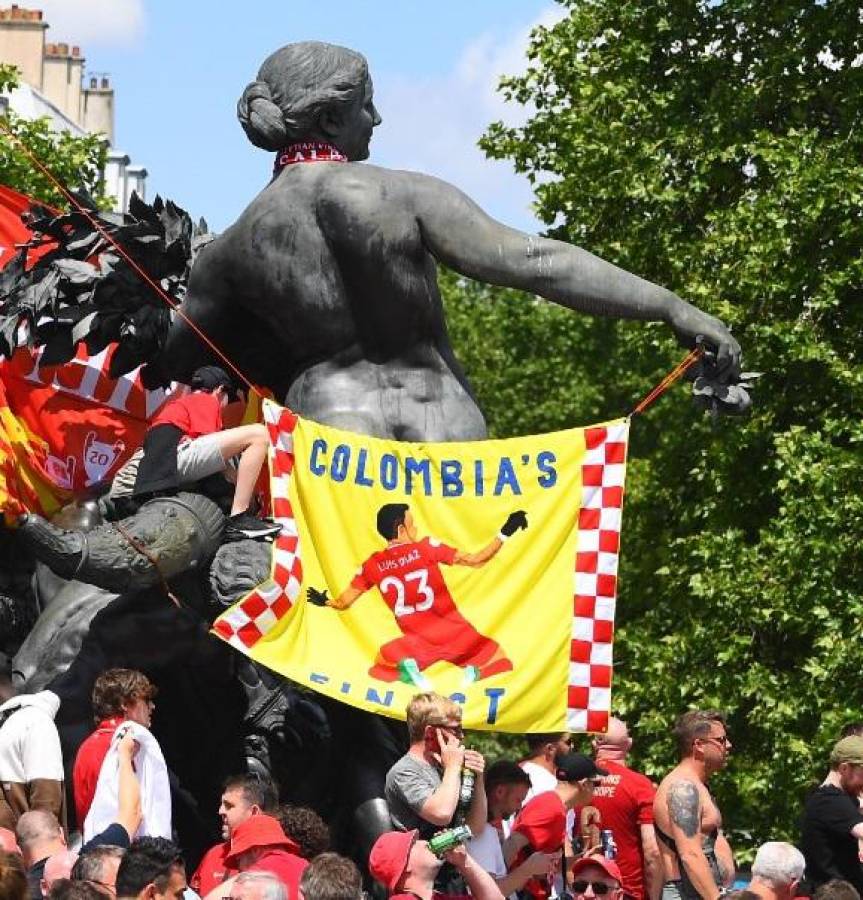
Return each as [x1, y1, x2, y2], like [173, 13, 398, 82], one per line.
[668, 301, 741, 381]
[691, 367, 761, 417]
[306, 587, 330, 607]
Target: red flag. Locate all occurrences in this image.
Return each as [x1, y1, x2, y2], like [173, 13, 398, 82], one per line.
[0, 184, 171, 514]
[1, 344, 170, 500]
[0, 375, 65, 522]
[0, 184, 56, 268]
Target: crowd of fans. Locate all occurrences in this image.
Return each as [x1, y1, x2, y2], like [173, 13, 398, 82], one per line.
[1, 671, 862, 900]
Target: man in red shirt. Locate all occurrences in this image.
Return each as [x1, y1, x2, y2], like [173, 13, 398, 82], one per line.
[190, 773, 279, 897]
[368, 828, 504, 900]
[307, 503, 527, 685]
[72, 668, 156, 830]
[112, 365, 278, 539]
[467, 760, 556, 895]
[505, 753, 605, 900]
[575, 718, 661, 900]
[217, 814, 307, 900]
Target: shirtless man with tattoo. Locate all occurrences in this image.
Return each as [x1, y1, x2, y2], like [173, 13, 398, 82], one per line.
[653, 711, 735, 900]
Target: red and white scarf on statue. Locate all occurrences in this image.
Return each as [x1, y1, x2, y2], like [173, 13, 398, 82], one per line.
[273, 142, 347, 175]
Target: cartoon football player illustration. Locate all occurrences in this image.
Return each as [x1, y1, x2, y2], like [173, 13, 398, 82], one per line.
[307, 503, 528, 687]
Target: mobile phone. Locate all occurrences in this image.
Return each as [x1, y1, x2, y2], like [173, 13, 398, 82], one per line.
[424, 726, 442, 755]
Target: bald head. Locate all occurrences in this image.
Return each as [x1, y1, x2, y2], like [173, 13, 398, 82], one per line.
[593, 717, 632, 760]
[0, 827, 20, 855]
[15, 811, 65, 864]
[42, 850, 79, 895]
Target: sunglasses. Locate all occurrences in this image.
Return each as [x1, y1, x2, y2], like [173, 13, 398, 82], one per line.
[572, 881, 615, 896]
[429, 722, 464, 737]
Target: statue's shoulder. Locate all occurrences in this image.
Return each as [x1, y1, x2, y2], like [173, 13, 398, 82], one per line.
[317, 162, 414, 205]
[256, 164, 392, 237]
[315, 163, 452, 225]
[221, 164, 455, 249]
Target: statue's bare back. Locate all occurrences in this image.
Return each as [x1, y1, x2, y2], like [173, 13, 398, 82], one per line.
[161, 40, 743, 441]
[177, 161, 489, 440]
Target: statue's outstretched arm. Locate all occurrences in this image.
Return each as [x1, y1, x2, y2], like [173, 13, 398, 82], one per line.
[411, 174, 741, 376]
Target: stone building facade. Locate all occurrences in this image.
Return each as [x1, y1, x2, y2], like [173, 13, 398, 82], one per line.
[0, 4, 147, 211]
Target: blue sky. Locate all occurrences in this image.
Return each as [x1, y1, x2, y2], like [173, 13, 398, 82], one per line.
[35, 0, 561, 232]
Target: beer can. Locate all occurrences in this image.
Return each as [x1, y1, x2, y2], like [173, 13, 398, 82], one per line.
[600, 829, 617, 859]
[428, 825, 472, 857]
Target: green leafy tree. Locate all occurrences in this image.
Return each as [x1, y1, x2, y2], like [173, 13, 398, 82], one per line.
[445, 0, 863, 854]
[0, 64, 109, 208]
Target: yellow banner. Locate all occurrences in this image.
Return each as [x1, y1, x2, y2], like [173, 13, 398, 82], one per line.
[214, 401, 629, 733]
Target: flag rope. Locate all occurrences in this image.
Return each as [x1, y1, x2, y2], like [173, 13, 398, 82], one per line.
[0, 117, 259, 396]
[629, 347, 704, 416]
[112, 520, 182, 609]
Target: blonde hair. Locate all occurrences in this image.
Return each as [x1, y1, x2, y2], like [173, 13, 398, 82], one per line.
[406, 693, 461, 743]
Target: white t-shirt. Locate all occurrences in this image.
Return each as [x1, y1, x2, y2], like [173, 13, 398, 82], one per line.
[467, 822, 506, 878]
[0, 691, 63, 782]
[521, 761, 558, 801]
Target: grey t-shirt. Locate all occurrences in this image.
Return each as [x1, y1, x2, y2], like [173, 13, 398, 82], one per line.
[385, 753, 442, 836]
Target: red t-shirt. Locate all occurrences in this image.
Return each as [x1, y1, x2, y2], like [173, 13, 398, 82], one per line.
[511, 793, 567, 900]
[574, 759, 656, 900]
[513, 791, 567, 853]
[247, 848, 308, 900]
[72, 717, 125, 828]
[191, 842, 236, 896]
[351, 537, 476, 640]
[150, 391, 222, 440]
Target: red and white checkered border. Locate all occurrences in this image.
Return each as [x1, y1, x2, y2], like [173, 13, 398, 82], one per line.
[567, 421, 629, 734]
[212, 401, 303, 650]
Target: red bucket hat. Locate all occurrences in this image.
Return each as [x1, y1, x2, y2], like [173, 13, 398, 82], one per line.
[225, 815, 299, 863]
[571, 854, 624, 886]
[369, 829, 418, 891]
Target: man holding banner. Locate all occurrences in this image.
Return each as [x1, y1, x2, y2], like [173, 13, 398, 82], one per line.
[307, 503, 528, 687]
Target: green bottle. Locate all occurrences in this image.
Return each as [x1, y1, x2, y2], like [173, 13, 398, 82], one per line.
[427, 825, 472, 857]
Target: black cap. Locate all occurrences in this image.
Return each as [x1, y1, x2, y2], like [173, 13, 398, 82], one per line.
[555, 752, 608, 783]
[190, 365, 238, 401]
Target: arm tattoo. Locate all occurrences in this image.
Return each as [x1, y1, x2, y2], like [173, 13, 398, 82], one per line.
[668, 781, 700, 838]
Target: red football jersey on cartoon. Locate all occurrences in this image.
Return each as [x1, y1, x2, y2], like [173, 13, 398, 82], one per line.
[352, 537, 467, 634]
[352, 537, 501, 670]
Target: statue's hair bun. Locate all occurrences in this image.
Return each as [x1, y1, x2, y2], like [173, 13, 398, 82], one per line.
[237, 80, 288, 151]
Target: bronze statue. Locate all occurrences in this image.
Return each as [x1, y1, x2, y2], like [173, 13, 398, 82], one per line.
[9, 39, 748, 866]
[156, 40, 743, 431]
